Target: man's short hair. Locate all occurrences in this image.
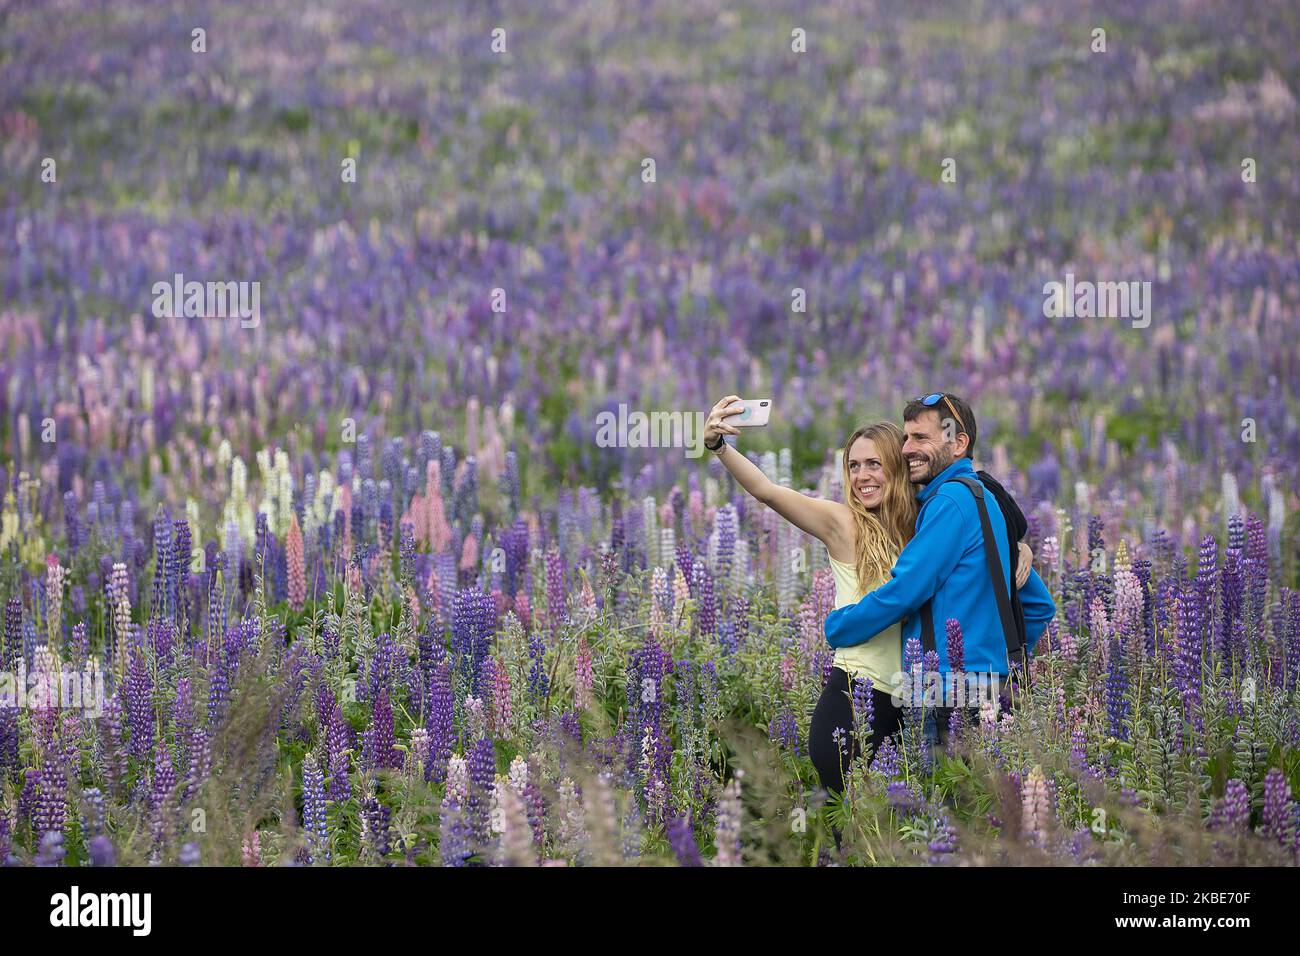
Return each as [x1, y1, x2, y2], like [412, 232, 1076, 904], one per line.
[903, 393, 977, 459]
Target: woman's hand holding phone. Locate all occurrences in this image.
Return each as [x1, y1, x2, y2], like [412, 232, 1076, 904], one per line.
[704, 394, 744, 446]
[705, 395, 771, 447]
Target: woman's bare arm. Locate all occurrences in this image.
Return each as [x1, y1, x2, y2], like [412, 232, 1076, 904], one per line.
[705, 395, 852, 558]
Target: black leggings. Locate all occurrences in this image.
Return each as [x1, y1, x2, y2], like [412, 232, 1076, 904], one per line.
[808, 667, 905, 796]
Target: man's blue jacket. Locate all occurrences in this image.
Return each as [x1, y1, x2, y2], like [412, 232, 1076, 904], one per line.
[824, 457, 1056, 676]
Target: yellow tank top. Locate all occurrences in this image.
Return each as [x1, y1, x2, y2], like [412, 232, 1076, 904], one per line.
[827, 553, 902, 695]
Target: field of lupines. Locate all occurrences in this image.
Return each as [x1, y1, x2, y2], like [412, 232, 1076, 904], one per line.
[1, 0, 1298, 866]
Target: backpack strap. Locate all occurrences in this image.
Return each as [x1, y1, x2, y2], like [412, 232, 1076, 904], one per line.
[916, 477, 1026, 670]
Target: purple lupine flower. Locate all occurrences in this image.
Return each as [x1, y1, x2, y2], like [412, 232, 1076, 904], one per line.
[451, 587, 494, 698]
[453, 456, 478, 531]
[1209, 779, 1251, 832]
[1285, 589, 1300, 694]
[667, 812, 702, 866]
[545, 547, 565, 633]
[1104, 638, 1129, 741]
[206, 648, 231, 726]
[1068, 726, 1094, 777]
[886, 780, 921, 816]
[500, 450, 521, 519]
[3, 598, 21, 672]
[124, 646, 153, 763]
[70, 621, 88, 666]
[0, 800, 11, 861]
[928, 813, 958, 862]
[1262, 768, 1296, 853]
[871, 734, 901, 778]
[0, 701, 18, 778]
[503, 519, 528, 597]
[360, 794, 393, 863]
[516, 763, 549, 850]
[149, 617, 175, 668]
[674, 541, 694, 588]
[165, 681, 189, 780]
[1174, 590, 1204, 735]
[151, 506, 171, 619]
[302, 754, 329, 864]
[903, 636, 923, 677]
[527, 623, 549, 707]
[1245, 512, 1269, 623]
[151, 744, 177, 848]
[699, 660, 720, 724]
[98, 692, 128, 801]
[851, 676, 874, 741]
[712, 504, 737, 590]
[673, 658, 696, 727]
[170, 518, 191, 627]
[417, 618, 444, 714]
[365, 687, 401, 772]
[439, 797, 473, 867]
[63, 491, 82, 558]
[559, 708, 582, 742]
[767, 708, 801, 756]
[323, 699, 352, 802]
[945, 618, 965, 675]
[1195, 532, 1217, 619]
[923, 648, 940, 674]
[87, 835, 116, 867]
[367, 631, 397, 703]
[729, 592, 749, 649]
[427, 660, 455, 783]
[467, 737, 496, 843]
[691, 562, 717, 639]
[399, 522, 416, 585]
[34, 761, 67, 839]
[34, 830, 65, 867]
[1221, 544, 1243, 656]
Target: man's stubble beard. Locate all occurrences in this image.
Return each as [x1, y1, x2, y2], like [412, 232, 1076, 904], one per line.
[910, 447, 956, 486]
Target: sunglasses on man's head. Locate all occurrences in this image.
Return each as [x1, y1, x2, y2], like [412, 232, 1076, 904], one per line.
[914, 392, 967, 435]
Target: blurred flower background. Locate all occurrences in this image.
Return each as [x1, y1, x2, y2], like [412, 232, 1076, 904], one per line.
[0, 0, 1297, 866]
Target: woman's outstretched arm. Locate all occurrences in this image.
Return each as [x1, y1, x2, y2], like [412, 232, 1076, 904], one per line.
[704, 395, 851, 556]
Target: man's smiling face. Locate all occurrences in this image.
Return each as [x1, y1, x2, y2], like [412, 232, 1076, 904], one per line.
[902, 409, 966, 484]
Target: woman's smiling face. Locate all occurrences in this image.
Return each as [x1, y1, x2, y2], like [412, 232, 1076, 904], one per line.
[847, 436, 888, 509]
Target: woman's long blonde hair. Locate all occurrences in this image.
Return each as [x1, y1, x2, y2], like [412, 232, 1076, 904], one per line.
[840, 421, 918, 592]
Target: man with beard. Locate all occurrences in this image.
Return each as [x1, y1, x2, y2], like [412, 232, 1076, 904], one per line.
[824, 393, 1056, 744]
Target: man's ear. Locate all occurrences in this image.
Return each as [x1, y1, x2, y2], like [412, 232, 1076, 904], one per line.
[951, 431, 971, 458]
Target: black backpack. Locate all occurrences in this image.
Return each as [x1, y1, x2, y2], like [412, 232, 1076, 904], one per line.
[916, 471, 1030, 674]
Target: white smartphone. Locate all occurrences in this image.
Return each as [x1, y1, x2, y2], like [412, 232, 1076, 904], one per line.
[728, 398, 771, 427]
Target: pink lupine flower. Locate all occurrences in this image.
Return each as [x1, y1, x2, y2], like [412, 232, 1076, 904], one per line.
[1021, 765, 1053, 849]
[426, 464, 451, 553]
[286, 513, 306, 612]
[575, 634, 594, 710]
[491, 657, 513, 736]
[460, 532, 479, 573]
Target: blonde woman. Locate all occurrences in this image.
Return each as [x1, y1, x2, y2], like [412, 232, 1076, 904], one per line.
[702, 396, 1033, 797]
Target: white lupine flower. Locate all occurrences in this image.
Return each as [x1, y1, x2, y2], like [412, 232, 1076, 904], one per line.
[508, 756, 529, 796]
